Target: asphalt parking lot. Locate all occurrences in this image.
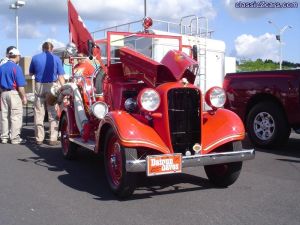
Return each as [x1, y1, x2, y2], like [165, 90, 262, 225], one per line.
[0, 117, 299, 225]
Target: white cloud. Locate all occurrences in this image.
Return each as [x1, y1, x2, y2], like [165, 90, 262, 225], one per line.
[19, 24, 43, 39]
[0, 0, 217, 57]
[4, 22, 43, 39]
[147, 0, 216, 20]
[234, 33, 280, 61]
[69, 0, 216, 22]
[0, 0, 216, 25]
[33, 38, 65, 54]
[44, 38, 65, 49]
[0, 15, 11, 35]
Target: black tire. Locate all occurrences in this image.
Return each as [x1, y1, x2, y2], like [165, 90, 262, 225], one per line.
[60, 114, 77, 160]
[204, 141, 243, 187]
[246, 102, 290, 148]
[104, 128, 137, 198]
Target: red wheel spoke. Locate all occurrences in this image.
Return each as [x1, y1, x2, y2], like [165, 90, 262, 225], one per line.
[107, 135, 123, 187]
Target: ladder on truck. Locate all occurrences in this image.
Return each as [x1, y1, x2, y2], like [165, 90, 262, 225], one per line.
[180, 15, 209, 93]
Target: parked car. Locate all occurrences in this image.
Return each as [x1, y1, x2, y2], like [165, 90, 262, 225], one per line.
[224, 69, 300, 148]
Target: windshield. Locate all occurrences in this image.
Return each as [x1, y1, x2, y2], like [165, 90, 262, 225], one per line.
[98, 42, 108, 65]
[108, 33, 181, 64]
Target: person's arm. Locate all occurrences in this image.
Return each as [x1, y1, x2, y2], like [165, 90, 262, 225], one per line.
[58, 75, 65, 86]
[15, 66, 27, 105]
[17, 86, 27, 105]
[29, 58, 35, 76]
[56, 56, 65, 86]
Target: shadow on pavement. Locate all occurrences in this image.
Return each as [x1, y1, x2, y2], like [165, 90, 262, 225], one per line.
[19, 126, 214, 201]
[277, 158, 300, 163]
[257, 137, 300, 159]
[242, 134, 300, 159]
[17, 109, 299, 200]
[120, 173, 213, 201]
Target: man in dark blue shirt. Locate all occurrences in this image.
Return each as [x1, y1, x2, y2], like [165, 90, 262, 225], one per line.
[29, 41, 65, 146]
[0, 47, 27, 144]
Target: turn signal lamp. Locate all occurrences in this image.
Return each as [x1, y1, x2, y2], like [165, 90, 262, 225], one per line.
[205, 87, 226, 110]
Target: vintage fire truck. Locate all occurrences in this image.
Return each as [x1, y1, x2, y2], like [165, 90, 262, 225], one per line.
[56, 17, 255, 198]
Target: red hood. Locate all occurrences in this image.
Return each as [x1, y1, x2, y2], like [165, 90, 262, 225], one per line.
[160, 50, 198, 84]
[119, 47, 198, 87]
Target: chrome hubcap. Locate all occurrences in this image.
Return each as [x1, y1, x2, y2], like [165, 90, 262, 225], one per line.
[110, 155, 117, 168]
[253, 112, 275, 140]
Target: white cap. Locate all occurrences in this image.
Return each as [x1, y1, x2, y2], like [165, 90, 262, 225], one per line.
[8, 48, 21, 56]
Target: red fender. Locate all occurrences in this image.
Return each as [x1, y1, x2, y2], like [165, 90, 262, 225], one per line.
[96, 111, 170, 154]
[202, 108, 245, 153]
[59, 106, 80, 137]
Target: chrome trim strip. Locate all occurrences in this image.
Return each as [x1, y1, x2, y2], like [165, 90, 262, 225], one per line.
[126, 149, 255, 173]
[69, 137, 95, 151]
[203, 134, 244, 151]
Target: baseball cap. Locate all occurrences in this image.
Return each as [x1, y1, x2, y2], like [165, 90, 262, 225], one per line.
[8, 48, 21, 56]
[6, 46, 16, 54]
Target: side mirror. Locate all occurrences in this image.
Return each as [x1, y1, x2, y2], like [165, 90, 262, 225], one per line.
[192, 45, 198, 61]
[66, 43, 78, 56]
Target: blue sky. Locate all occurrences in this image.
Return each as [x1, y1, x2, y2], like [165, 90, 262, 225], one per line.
[0, 0, 299, 63]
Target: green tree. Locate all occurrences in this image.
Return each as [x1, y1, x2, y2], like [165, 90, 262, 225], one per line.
[237, 59, 297, 72]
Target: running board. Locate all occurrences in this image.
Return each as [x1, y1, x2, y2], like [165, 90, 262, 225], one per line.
[69, 137, 96, 151]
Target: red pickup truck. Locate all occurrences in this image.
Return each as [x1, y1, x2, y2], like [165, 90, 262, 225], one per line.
[223, 69, 300, 148]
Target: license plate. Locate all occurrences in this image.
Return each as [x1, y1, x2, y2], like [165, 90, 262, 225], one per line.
[146, 154, 182, 176]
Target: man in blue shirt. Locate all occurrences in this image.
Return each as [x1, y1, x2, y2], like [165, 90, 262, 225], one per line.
[29, 42, 65, 146]
[0, 47, 27, 144]
[0, 46, 16, 66]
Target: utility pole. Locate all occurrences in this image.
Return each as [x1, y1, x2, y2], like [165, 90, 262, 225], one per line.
[9, 1, 26, 49]
[144, 0, 147, 17]
[268, 20, 292, 70]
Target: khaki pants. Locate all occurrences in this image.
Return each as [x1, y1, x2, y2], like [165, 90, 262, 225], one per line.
[0, 90, 23, 142]
[34, 82, 59, 142]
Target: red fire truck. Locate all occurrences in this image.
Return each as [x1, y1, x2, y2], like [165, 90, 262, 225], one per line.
[56, 16, 254, 198]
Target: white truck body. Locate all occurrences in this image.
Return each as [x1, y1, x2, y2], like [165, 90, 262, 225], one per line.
[91, 16, 236, 93]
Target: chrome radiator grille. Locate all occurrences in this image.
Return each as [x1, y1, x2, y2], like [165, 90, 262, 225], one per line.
[168, 88, 201, 154]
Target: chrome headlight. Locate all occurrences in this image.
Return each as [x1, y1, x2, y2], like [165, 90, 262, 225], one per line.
[205, 87, 226, 109]
[138, 88, 160, 112]
[91, 102, 108, 119]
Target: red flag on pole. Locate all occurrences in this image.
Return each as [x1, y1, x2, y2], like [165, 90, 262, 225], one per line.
[68, 0, 93, 55]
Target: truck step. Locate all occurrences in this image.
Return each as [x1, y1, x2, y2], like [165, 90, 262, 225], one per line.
[69, 137, 96, 151]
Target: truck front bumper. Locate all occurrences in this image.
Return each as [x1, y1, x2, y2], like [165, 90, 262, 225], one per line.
[126, 149, 255, 173]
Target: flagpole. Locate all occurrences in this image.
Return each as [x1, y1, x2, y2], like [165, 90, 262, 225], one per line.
[144, 0, 147, 17]
[68, 0, 72, 43]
